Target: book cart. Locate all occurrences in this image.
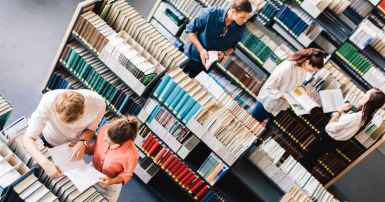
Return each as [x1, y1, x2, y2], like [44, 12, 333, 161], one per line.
[38, 0, 385, 201]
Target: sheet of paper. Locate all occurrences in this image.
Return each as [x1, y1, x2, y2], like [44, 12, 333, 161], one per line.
[205, 51, 218, 70]
[65, 164, 106, 193]
[48, 143, 86, 173]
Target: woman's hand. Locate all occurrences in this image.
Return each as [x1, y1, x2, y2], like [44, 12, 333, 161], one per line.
[304, 87, 313, 98]
[99, 177, 112, 188]
[337, 103, 354, 113]
[281, 95, 286, 100]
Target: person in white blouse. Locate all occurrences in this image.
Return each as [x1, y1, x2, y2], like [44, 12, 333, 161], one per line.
[251, 48, 325, 124]
[23, 89, 105, 178]
[301, 88, 385, 171]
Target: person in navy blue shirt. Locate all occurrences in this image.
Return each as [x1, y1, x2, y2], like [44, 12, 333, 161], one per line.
[183, 0, 252, 78]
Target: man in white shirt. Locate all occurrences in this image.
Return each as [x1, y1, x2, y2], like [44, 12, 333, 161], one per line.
[23, 89, 105, 178]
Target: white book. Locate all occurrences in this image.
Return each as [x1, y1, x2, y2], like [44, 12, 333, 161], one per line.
[39, 192, 58, 202]
[205, 51, 218, 70]
[0, 168, 21, 188]
[14, 174, 38, 194]
[319, 89, 344, 113]
[283, 87, 320, 115]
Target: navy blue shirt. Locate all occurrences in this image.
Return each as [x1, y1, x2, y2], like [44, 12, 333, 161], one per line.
[184, 6, 246, 62]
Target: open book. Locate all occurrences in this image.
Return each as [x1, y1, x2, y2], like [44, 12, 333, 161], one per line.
[319, 89, 344, 113]
[205, 51, 218, 70]
[283, 87, 319, 115]
[49, 144, 106, 193]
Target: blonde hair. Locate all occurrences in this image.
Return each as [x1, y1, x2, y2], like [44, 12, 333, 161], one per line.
[55, 91, 85, 123]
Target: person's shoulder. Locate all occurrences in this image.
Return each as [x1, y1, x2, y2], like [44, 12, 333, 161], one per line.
[277, 60, 295, 71]
[79, 89, 104, 105]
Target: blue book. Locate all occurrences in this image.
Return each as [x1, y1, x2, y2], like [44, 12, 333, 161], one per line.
[182, 102, 202, 124]
[164, 85, 182, 107]
[176, 97, 196, 120]
[118, 94, 130, 112]
[153, 74, 171, 98]
[172, 93, 191, 115]
[147, 105, 162, 124]
[169, 89, 186, 111]
[158, 79, 177, 103]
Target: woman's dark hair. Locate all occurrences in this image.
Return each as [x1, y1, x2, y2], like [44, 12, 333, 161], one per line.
[287, 48, 325, 69]
[107, 115, 139, 145]
[353, 88, 385, 133]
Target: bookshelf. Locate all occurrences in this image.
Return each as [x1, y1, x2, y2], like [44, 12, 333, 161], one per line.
[35, 0, 385, 202]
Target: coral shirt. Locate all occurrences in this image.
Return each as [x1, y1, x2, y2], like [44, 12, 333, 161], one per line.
[89, 124, 139, 185]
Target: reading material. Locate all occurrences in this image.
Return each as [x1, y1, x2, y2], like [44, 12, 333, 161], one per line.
[283, 87, 319, 115]
[319, 89, 344, 113]
[205, 51, 218, 70]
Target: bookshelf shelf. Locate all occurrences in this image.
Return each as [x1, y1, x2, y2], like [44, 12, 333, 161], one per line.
[236, 43, 271, 76]
[57, 62, 124, 119]
[152, 95, 232, 167]
[271, 20, 303, 51]
[291, 1, 351, 44]
[272, 120, 308, 152]
[215, 63, 258, 100]
[164, 0, 192, 20]
[342, 6, 364, 25]
[150, 17, 185, 47]
[348, 39, 385, 72]
[70, 33, 147, 102]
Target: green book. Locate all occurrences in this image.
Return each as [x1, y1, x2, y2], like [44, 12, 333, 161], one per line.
[79, 63, 90, 79]
[91, 75, 101, 90]
[73, 58, 84, 75]
[64, 48, 73, 64]
[97, 79, 107, 94]
[100, 82, 110, 98]
[66, 51, 79, 68]
[108, 87, 119, 103]
[86, 69, 96, 84]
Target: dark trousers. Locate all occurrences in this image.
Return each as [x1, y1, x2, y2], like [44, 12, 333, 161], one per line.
[250, 101, 274, 122]
[39, 133, 54, 148]
[300, 129, 344, 172]
[182, 59, 215, 78]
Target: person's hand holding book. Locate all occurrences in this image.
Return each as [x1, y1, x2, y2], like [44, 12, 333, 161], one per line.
[218, 51, 225, 60]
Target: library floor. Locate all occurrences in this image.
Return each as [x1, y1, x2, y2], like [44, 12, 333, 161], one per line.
[1, 0, 385, 202]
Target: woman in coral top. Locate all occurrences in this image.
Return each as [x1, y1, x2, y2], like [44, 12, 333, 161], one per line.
[72, 116, 140, 202]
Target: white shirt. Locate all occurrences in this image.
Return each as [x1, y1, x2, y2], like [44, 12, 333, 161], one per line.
[257, 61, 307, 114]
[325, 112, 363, 141]
[26, 89, 105, 146]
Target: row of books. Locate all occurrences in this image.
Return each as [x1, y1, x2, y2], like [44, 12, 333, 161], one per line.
[350, 0, 373, 17]
[10, 165, 108, 202]
[274, 4, 312, 38]
[0, 95, 13, 131]
[72, 10, 116, 56]
[0, 138, 29, 195]
[208, 69, 256, 108]
[258, 1, 279, 23]
[150, 19, 184, 48]
[199, 0, 232, 8]
[145, 100, 193, 143]
[328, 0, 351, 15]
[368, 12, 385, 29]
[57, 54, 143, 115]
[295, 109, 330, 134]
[179, 30, 189, 44]
[161, 1, 186, 26]
[349, 20, 377, 49]
[379, 0, 385, 14]
[197, 153, 228, 185]
[365, 19, 385, 57]
[201, 190, 227, 202]
[139, 133, 210, 200]
[240, 22, 278, 64]
[336, 42, 373, 75]
[218, 54, 267, 97]
[280, 185, 340, 202]
[165, 0, 205, 20]
[98, 1, 188, 71]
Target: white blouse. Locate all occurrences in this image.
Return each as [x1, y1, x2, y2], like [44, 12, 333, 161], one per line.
[325, 112, 363, 141]
[257, 61, 307, 114]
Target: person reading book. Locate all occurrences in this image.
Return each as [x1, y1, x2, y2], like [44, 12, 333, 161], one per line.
[182, 0, 252, 78]
[23, 90, 105, 178]
[250, 48, 325, 124]
[69, 116, 139, 202]
[301, 88, 385, 172]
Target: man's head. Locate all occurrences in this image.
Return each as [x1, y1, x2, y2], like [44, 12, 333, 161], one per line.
[55, 91, 85, 124]
[230, 0, 252, 25]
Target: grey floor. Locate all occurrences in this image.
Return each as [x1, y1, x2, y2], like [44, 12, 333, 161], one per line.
[1, 1, 385, 202]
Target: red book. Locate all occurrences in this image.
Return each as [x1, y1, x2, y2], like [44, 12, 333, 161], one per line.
[144, 138, 158, 154]
[60, 45, 70, 62]
[182, 175, 196, 188]
[189, 180, 204, 194]
[166, 157, 180, 173]
[175, 167, 189, 182]
[147, 141, 161, 157]
[173, 164, 187, 179]
[161, 154, 176, 170]
[154, 147, 168, 164]
[179, 171, 193, 185]
[159, 151, 172, 166]
[194, 185, 210, 200]
[186, 178, 199, 191]
[141, 135, 155, 151]
[169, 160, 183, 176]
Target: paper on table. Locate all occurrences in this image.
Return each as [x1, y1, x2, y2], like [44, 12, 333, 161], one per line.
[65, 164, 106, 193]
[205, 51, 218, 70]
[48, 143, 86, 173]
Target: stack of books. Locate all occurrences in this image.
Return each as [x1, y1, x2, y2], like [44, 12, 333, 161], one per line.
[0, 95, 13, 131]
[139, 133, 210, 200]
[217, 54, 267, 97]
[0, 138, 29, 195]
[168, 0, 205, 20]
[274, 4, 312, 38]
[145, 100, 193, 143]
[45, 68, 86, 92]
[161, 1, 186, 26]
[350, 20, 377, 49]
[197, 153, 229, 185]
[150, 19, 184, 48]
[350, 0, 373, 17]
[240, 22, 278, 64]
[336, 42, 373, 75]
[258, 1, 279, 24]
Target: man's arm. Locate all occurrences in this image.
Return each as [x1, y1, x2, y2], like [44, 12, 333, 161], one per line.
[23, 136, 64, 178]
[218, 47, 234, 60]
[187, 33, 208, 66]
